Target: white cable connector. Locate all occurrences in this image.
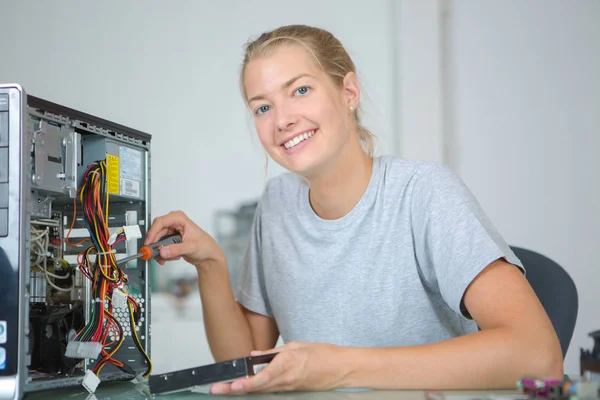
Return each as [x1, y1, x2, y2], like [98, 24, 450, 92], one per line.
[112, 288, 127, 309]
[107, 231, 119, 245]
[108, 225, 141, 245]
[65, 341, 102, 359]
[131, 372, 146, 384]
[82, 370, 101, 394]
[123, 225, 142, 241]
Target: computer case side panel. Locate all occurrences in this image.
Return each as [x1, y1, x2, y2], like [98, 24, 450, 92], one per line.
[0, 84, 29, 400]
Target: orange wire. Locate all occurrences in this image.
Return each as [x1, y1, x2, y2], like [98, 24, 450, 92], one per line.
[65, 196, 90, 247]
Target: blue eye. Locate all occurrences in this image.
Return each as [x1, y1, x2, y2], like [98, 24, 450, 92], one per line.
[294, 86, 310, 96]
[255, 105, 270, 115]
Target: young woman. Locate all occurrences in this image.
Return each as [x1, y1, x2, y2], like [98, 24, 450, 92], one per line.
[145, 24, 563, 394]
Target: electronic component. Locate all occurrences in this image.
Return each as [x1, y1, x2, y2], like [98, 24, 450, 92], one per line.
[82, 369, 101, 394]
[80, 136, 146, 201]
[116, 233, 182, 265]
[148, 353, 278, 395]
[517, 376, 600, 399]
[0, 84, 153, 400]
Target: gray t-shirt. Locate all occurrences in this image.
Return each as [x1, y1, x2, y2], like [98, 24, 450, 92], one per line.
[233, 155, 523, 347]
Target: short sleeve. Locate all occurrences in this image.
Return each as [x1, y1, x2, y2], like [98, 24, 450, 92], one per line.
[410, 163, 524, 319]
[233, 197, 273, 317]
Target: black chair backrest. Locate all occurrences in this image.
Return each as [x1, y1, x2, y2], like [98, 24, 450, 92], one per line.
[510, 246, 578, 359]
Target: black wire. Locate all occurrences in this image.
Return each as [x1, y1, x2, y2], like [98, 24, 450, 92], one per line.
[79, 160, 149, 376]
[128, 304, 151, 378]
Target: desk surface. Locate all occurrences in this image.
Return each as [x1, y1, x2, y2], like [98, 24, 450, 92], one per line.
[23, 382, 525, 400]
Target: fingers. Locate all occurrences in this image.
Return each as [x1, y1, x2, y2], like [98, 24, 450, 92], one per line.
[210, 376, 271, 395]
[210, 357, 281, 395]
[234, 355, 287, 394]
[145, 211, 188, 244]
[145, 225, 175, 245]
[210, 382, 236, 395]
[159, 240, 197, 260]
[155, 255, 181, 265]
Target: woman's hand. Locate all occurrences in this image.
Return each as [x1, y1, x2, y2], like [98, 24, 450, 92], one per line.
[145, 210, 224, 268]
[209, 342, 348, 395]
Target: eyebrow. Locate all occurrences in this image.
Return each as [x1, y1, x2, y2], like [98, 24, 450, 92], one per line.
[247, 73, 313, 103]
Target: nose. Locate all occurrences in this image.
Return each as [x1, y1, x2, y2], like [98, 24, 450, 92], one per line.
[275, 103, 298, 132]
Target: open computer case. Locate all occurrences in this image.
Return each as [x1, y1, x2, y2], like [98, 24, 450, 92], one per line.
[0, 84, 153, 400]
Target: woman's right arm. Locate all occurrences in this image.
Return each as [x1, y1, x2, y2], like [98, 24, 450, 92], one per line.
[196, 258, 279, 361]
[145, 211, 279, 361]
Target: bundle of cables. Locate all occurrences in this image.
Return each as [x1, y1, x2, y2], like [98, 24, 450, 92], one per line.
[65, 160, 152, 382]
[30, 221, 74, 293]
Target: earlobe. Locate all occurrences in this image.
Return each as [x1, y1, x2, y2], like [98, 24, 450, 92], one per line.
[342, 71, 360, 109]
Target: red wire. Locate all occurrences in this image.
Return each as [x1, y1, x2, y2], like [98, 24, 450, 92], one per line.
[76, 162, 132, 374]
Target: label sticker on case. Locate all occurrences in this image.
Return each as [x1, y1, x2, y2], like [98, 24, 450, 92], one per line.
[106, 154, 120, 195]
[0, 347, 6, 370]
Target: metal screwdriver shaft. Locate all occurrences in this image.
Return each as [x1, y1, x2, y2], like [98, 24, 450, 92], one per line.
[115, 252, 143, 265]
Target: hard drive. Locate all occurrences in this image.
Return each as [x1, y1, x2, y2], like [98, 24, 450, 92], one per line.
[148, 353, 278, 395]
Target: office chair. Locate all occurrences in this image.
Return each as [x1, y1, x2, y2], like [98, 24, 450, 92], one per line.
[510, 246, 578, 359]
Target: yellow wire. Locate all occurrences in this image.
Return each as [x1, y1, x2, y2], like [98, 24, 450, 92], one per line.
[92, 162, 120, 283]
[92, 174, 103, 254]
[128, 301, 152, 378]
[81, 161, 148, 378]
[102, 161, 109, 230]
[79, 170, 103, 261]
[95, 309, 126, 376]
[102, 160, 121, 279]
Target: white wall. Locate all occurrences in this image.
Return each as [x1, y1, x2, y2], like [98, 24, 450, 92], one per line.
[445, 0, 600, 375]
[0, 0, 398, 284]
[1, 0, 596, 378]
[396, 0, 446, 163]
[0, 0, 400, 373]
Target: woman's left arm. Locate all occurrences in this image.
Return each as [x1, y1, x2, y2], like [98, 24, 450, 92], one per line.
[338, 258, 563, 390]
[210, 258, 563, 395]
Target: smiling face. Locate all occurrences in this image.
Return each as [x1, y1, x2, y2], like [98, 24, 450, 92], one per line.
[243, 44, 360, 178]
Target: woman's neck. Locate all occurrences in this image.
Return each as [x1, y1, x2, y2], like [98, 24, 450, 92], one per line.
[305, 142, 373, 220]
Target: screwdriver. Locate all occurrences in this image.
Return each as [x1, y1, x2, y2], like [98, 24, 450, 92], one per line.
[116, 233, 182, 266]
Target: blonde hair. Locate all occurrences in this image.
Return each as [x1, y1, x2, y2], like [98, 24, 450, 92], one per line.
[240, 24, 375, 157]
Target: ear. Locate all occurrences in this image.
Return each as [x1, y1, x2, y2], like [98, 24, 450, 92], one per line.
[342, 71, 360, 110]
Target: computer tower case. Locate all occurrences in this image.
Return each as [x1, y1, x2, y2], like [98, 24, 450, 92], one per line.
[0, 84, 153, 399]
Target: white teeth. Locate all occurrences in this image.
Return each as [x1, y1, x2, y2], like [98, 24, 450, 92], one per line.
[284, 130, 315, 149]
